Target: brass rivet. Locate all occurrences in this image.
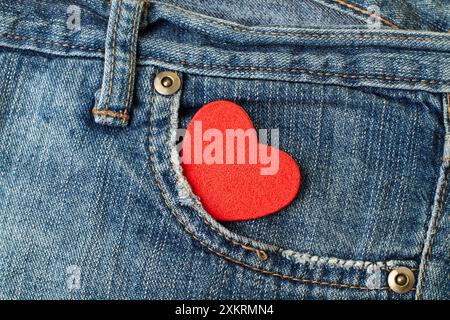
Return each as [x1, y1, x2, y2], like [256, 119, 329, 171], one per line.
[154, 71, 181, 95]
[388, 267, 415, 294]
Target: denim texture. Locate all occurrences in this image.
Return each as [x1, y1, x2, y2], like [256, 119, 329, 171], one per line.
[0, 0, 448, 299]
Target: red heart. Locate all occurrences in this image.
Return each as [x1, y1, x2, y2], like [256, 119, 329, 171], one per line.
[181, 100, 301, 221]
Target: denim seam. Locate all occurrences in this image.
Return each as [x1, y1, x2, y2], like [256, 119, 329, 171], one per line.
[147, 58, 450, 86]
[124, 0, 141, 115]
[104, 0, 123, 111]
[5, 29, 448, 46]
[1, 33, 449, 87]
[147, 93, 390, 291]
[448, 93, 450, 120]
[417, 167, 450, 299]
[416, 93, 450, 299]
[91, 108, 130, 120]
[330, 0, 398, 29]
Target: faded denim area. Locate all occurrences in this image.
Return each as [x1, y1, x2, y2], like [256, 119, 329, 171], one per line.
[0, 0, 449, 300]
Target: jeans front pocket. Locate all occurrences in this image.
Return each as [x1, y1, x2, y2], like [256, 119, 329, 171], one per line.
[146, 70, 449, 299]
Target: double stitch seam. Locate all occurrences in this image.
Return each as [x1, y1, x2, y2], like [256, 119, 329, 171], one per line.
[124, 0, 141, 116]
[448, 93, 450, 120]
[416, 96, 450, 299]
[1, 30, 448, 47]
[200, 29, 447, 42]
[105, 0, 123, 111]
[183, 17, 447, 42]
[148, 58, 450, 86]
[1, 31, 446, 86]
[419, 168, 450, 298]
[147, 93, 388, 291]
[0, 33, 449, 86]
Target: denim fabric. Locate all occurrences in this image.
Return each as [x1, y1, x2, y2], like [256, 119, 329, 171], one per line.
[0, 0, 449, 299]
[92, 0, 144, 126]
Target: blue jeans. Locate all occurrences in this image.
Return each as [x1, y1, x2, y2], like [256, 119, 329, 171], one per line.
[0, 0, 448, 299]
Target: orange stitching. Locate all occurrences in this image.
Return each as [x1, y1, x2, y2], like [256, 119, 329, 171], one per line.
[147, 93, 391, 291]
[448, 93, 450, 121]
[124, 0, 142, 113]
[331, 0, 399, 29]
[241, 245, 269, 261]
[92, 107, 130, 120]
[105, 0, 123, 111]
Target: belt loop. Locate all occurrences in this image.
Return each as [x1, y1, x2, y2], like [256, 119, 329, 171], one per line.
[92, 0, 145, 127]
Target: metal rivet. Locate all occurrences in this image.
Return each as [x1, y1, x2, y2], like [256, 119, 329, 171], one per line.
[161, 77, 173, 88]
[388, 267, 415, 294]
[154, 71, 181, 95]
